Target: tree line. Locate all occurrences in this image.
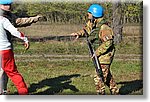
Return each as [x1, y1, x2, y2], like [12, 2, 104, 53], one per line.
[12, 1, 143, 24]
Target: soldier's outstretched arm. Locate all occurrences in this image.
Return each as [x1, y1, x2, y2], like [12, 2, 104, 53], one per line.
[71, 20, 92, 40]
[14, 14, 43, 27]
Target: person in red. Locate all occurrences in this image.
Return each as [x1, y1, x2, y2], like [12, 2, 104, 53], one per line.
[0, 12, 29, 95]
[0, 0, 43, 94]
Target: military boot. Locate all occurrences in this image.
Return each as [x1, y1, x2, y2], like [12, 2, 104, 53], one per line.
[110, 87, 119, 95]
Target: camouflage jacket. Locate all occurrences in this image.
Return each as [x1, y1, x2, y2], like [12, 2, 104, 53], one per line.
[76, 18, 115, 64]
[3, 10, 40, 27]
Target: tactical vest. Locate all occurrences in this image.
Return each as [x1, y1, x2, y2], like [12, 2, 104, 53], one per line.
[88, 19, 107, 50]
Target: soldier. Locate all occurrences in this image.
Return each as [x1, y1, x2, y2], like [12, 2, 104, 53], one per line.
[0, 0, 42, 95]
[71, 4, 119, 95]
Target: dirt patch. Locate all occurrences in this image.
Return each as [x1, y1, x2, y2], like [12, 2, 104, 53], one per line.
[123, 25, 142, 36]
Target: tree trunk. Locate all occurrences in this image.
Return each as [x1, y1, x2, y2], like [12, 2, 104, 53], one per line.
[111, 2, 123, 44]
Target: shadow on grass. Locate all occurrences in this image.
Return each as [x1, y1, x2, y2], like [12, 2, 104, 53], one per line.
[28, 74, 80, 95]
[117, 80, 143, 95]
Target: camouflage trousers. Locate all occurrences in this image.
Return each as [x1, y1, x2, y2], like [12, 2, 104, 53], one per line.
[94, 64, 119, 95]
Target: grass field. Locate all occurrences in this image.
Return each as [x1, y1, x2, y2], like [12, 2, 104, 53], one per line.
[6, 23, 143, 95]
[8, 60, 142, 95]
[13, 38, 142, 55]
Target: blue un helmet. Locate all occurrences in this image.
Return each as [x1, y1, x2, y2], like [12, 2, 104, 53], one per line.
[0, 0, 13, 5]
[87, 4, 104, 18]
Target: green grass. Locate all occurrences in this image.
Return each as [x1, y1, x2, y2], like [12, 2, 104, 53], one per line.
[13, 38, 142, 55]
[115, 37, 142, 54]
[13, 40, 88, 55]
[7, 60, 142, 95]
[7, 23, 143, 95]
[15, 23, 142, 55]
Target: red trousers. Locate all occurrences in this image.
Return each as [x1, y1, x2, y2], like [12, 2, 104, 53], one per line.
[0, 49, 28, 95]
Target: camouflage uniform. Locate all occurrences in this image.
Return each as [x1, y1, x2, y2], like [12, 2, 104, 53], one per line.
[2, 10, 41, 27]
[0, 10, 42, 94]
[76, 18, 119, 95]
